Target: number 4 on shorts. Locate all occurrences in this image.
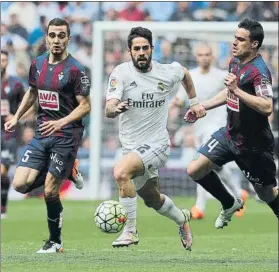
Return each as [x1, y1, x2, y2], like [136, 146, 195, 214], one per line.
[207, 139, 219, 153]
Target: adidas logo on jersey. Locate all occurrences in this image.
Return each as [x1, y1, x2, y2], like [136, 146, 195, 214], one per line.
[130, 81, 137, 87]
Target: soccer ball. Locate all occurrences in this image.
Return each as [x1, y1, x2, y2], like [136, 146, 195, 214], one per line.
[94, 200, 127, 233]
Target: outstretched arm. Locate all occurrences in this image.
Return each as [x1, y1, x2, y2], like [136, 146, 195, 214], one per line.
[202, 88, 228, 110]
[181, 67, 206, 118]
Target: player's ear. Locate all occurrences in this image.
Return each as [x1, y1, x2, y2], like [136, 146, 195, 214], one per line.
[44, 34, 48, 44]
[251, 40, 258, 49]
[127, 47, 131, 54]
[68, 35, 71, 45]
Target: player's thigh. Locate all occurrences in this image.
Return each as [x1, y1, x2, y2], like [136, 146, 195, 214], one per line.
[133, 142, 170, 174]
[236, 150, 277, 188]
[134, 166, 159, 191]
[13, 166, 41, 190]
[14, 138, 47, 188]
[188, 131, 234, 180]
[48, 136, 80, 180]
[114, 152, 145, 181]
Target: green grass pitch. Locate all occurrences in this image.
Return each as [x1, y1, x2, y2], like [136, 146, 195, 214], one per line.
[1, 197, 278, 272]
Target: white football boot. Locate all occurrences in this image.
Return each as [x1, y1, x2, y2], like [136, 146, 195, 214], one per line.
[178, 209, 193, 251]
[215, 198, 244, 229]
[112, 229, 139, 247]
[36, 240, 64, 254]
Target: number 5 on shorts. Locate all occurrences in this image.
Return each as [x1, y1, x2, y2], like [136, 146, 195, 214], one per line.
[207, 139, 219, 153]
[22, 150, 32, 162]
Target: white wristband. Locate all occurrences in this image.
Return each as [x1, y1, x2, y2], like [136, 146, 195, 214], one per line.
[189, 97, 198, 106]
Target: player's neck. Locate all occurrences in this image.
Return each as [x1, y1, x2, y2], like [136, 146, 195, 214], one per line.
[199, 67, 210, 74]
[238, 52, 258, 65]
[48, 51, 69, 65]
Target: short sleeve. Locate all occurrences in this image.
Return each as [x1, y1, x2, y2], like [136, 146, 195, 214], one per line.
[170, 62, 185, 83]
[73, 68, 91, 96]
[106, 67, 124, 101]
[28, 60, 37, 88]
[253, 68, 273, 98]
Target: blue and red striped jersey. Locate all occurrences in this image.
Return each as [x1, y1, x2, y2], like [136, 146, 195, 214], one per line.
[226, 54, 274, 152]
[1, 75, 25, 131]
[28, 52, 90, 138]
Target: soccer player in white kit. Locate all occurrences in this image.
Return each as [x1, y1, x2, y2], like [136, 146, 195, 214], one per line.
[172, 43, 246, 219]
[105, 27, 206, 249]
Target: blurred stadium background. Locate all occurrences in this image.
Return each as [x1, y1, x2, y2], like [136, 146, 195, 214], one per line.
[1, 1, 278, 201]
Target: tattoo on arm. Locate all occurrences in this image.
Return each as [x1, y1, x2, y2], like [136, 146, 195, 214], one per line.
[105, 105, 117, 118]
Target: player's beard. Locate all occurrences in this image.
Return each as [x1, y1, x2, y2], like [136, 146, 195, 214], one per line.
[132, 54, 152, 73]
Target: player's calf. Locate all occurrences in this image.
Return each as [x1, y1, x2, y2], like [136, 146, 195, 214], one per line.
[1, 174, 10, 217]
[254, 185, 279, 219]
[187, 156, 212, 181]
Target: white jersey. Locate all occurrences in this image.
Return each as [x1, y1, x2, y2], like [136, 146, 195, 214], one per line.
[176, 66, 227, 143]
[106, 60, 184, 150]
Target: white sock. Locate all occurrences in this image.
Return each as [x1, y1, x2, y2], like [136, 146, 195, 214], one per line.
[156, 194, 185, 226]
[195, 184, 207, 212]
[119, 196, 137, 233]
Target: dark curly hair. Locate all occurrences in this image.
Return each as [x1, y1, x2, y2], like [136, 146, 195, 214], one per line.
[127, 27, 153, 49]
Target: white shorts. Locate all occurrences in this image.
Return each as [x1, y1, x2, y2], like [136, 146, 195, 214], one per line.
[123, 141, 170, 190]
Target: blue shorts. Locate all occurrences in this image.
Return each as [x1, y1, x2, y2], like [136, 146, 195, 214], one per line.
[17, 136, 81, 180]
[198, 127, 277, 187]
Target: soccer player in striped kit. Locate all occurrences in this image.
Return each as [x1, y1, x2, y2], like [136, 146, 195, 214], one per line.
[4, 18, 91, 253]
[185, 18, 278, 228]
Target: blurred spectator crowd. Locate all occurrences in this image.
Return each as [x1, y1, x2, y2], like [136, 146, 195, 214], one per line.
[1, 2, 278, 179]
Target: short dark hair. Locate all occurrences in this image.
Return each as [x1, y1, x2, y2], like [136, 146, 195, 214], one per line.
[128, 27, 153, 49]
[1, 50, 8, 57]
[47, 18, 70, 36]
[238, 18, 264, 49]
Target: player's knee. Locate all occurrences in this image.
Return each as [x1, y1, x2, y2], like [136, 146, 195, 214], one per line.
[12, 178, 28, 194]
[254, 186, 277, 203]
[44, 186, 59, 198]
[114, 168, 130, 184]
[187, 163, 206, 180]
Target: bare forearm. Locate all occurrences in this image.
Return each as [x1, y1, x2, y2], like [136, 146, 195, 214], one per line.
[234, 87, 272, 116]
[182, 69, 197, 99]
[14, 89, 37, 121]
[60, 103, 90, 127]
[203, 88, 227, 110]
